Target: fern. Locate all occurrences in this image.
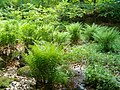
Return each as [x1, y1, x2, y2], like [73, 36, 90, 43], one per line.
[83, 23, 101, 42]
[24, 43, 66, 87]
[0, 20, 19, 46]
[37, 24, 55, 42]
[93, 26, 119, 52]
[53, 31, 71, 46]
[19, 22, 37, 46]
[66, 22, 82, 44]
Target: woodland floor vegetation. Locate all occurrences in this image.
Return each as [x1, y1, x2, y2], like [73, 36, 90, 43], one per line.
[0, 0, 120, 90]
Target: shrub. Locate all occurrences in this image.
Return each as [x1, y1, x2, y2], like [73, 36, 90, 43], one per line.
[24, 43, 67, 89]
[85, 64, 120, 90]
[56, 2, 94, 22]
[93, 26, 119, 52]
[66, 22, 82, 44]
[98, 1, 120, 23]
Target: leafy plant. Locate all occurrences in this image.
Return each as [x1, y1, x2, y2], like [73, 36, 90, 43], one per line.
[98, 1, 120, 22]
[54, 65, 69, 85]
[53, 31, 71, 46]
[0, 32, 16, 46]
[0, 20, 19, 46]
[36, 24, 55, 42]
[85, 64, 120, 90]
[55, 23, 66, 32]
[66, 22, 82, 44]
[19, 22, 37, 47]
[93, 26, 119, 52]
[83, 23, 101, 42]
[24, 43, 67, 89]
[65, 44, 120, 74]
[112, 36, 120, 53]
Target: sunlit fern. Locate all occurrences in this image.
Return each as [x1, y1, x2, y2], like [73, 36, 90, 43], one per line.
[24, 43, 65, 86]
[36, 24, 55, 42]
[66, 22, 82, 44]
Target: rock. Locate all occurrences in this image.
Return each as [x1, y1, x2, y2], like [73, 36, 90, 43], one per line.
[10, 81, 20, 87]
[68, 63, 85, 90]
[7, 77, 36, 90]
[79, 85, 85, 90]
[3, 66, 36, 90]
[6, 88, 11, 90]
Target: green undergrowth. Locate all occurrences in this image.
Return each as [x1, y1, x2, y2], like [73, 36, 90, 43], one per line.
[0, 1, 120, 90]
[85, 64, 120, 90]
[64, 43, 120, 89]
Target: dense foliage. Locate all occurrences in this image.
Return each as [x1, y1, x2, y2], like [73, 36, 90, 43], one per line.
[0, 0, 120, 90]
